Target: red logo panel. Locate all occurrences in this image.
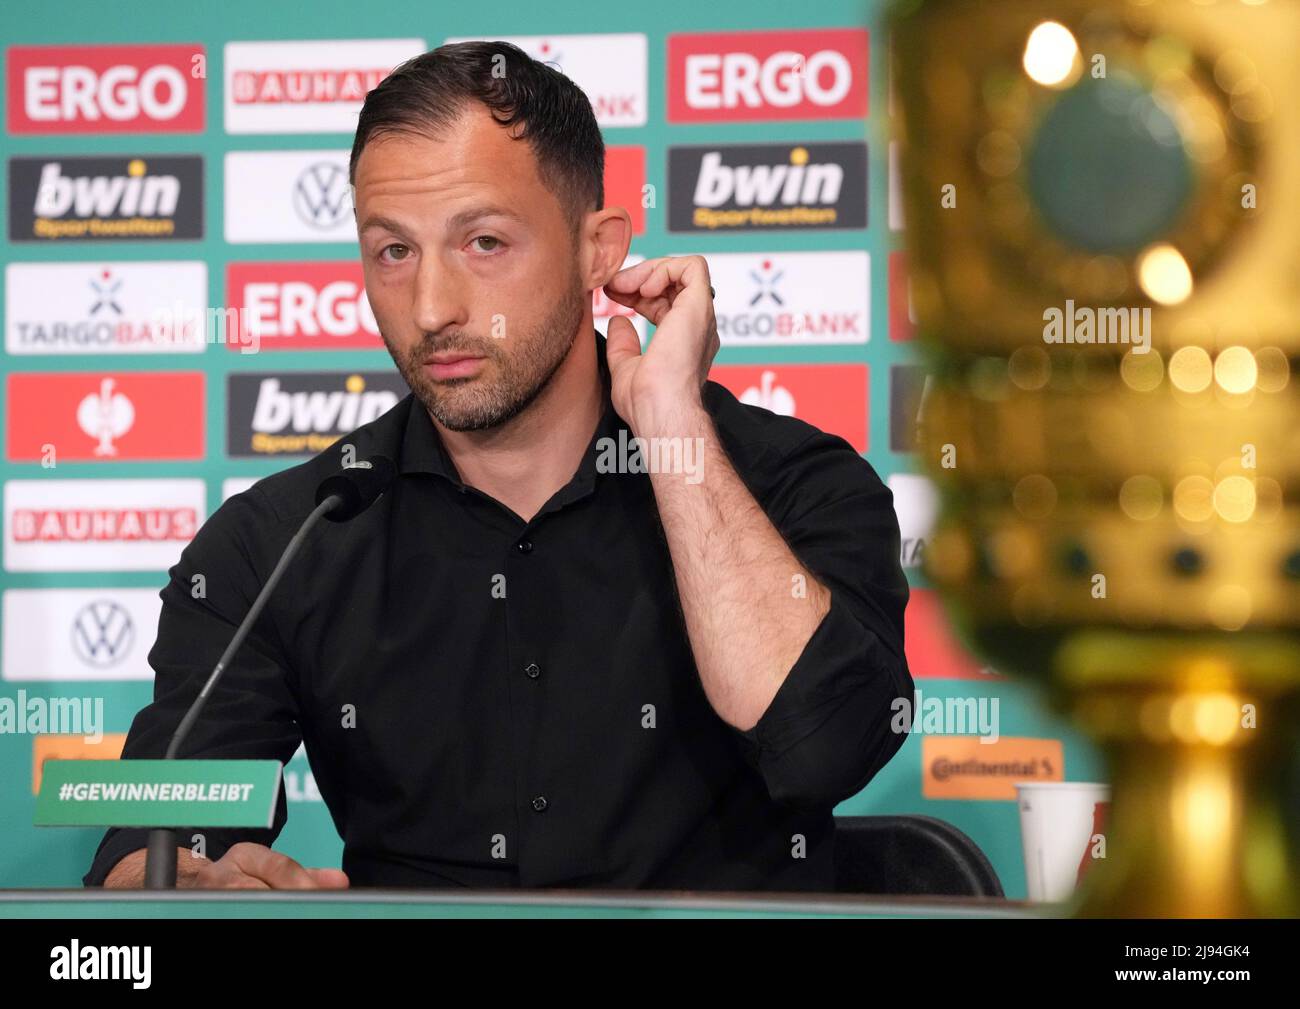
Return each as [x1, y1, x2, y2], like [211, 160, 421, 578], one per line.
[6, 372, 205, 461]
[226, 262, 385, 351]
[668, 29, 868, 123]
[708, 363, 867, 453]
[889, 251, 916, 342]
[7, 44, 206, 134]
[605, 146, 646, 235]
[905, 588, 1007, 681]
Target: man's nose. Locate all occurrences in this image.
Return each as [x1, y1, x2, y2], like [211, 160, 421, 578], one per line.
[411, 257, 468, 336]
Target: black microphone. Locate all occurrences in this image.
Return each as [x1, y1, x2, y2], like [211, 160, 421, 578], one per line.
[144, 456, 396, 888]
[315, 454, 397, 521]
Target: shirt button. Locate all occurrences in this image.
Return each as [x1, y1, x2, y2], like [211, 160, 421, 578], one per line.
[517, 539, 533, 554]
[531, 795, 548, 813]
[524, 662, 541, 680]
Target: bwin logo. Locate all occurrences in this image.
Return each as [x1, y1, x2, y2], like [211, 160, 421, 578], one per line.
[72, 600, 135, 668]
[293, 162, 352, 229]
[33, 159, 179, 218]
[693, 147, 843, 208]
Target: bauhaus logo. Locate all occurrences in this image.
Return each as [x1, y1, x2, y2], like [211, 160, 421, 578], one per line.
[227, 372, 408, 457]
[2, 589, 163, 681]
[8, 155, 203, 242]
[3, 479, 204, 572]
[445, 33, 647, 127]
[667, 28, 867, 122]
[668, 142, 866, 232]
[707, 364, 868, 453]
[6, 261, 207, 354]
[7, 44, 206, 134]
[224, 38, 424, 134]
[6, 372, 205, 462]
[224, 151, 353, 243]
[691, 251, 868, 346]
[226, 262, 383, 350]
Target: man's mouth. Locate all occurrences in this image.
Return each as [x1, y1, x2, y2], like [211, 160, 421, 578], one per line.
[423, 352, 487, 380]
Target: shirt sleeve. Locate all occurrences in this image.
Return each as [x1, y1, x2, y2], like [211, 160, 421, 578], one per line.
[82, 488, 304, 886]
[727, 428, 913, 811]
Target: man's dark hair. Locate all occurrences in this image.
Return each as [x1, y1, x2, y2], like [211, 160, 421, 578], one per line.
[350, 41, 604, 236]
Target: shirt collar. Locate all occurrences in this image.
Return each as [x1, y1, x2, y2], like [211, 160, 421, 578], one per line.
[399, 326, 625, 500]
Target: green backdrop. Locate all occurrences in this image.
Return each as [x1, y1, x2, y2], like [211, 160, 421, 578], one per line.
[0, 0, 1103, 898]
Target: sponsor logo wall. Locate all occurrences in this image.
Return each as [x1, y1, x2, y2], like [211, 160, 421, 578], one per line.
[0, 13, 1096, 897]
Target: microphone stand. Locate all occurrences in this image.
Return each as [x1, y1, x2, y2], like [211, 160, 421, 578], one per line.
[145, 495, 341, 888]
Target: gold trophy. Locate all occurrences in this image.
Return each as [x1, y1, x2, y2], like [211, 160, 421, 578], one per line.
[889, 0, 1300, 916]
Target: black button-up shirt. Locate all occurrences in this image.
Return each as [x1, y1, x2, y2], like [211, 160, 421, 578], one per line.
[84, 328, 912, 891]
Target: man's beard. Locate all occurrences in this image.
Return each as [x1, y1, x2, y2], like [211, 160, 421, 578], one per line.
[386, 279, 588, 433]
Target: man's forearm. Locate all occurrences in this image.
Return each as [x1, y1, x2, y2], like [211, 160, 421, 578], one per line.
[644, 405, 832, 731]
[102, 847, 206, 888]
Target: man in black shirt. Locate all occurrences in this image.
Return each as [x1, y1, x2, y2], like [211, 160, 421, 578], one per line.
[87, 41, 911, 891]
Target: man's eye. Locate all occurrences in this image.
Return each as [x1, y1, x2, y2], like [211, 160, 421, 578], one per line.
[470, 235, 501, 253]
[380, 244, 410, 262]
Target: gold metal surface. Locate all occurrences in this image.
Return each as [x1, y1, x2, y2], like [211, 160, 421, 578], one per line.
[891, 0, 1300, 916]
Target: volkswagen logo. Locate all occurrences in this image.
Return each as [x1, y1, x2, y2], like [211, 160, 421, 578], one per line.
[293, 161, 352, 229]
[71, 600, 135, 668]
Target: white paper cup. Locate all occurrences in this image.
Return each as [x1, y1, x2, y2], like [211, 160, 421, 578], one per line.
[1015, 781, 1110, 902]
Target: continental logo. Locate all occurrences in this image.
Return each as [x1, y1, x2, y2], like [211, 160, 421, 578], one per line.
[921, 736, 1063, 800]
[8, 155, 203, 242]
[668, 141, 866, 232]
[32, 732, 127, 794]
[227, 371, 407, 457]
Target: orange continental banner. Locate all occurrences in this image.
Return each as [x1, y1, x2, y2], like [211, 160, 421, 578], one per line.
[32, 733, 127, 795]
[921, 735, 1063, 800]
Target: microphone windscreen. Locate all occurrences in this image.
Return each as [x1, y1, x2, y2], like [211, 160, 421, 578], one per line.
[315, 455, 397, 522]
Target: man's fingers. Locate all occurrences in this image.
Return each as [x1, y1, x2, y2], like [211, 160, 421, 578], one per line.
[603, 287, 673, 326]
[185, 843, 348, 890]
[226, 843, 321, 889]
[604, 257, 711, 325]
[223, 876, 273, 890]
[188, 862, 271, 890]
[604, 316, 643, 373]
[603, 256, 661, 294]
[306, 867, 350, 888]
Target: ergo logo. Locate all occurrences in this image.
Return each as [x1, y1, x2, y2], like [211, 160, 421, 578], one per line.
[7, 45, 205, 133]
[668, 29, 867, 122]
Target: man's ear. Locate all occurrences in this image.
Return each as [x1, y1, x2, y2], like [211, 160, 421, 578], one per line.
[580, 207, 633, 292]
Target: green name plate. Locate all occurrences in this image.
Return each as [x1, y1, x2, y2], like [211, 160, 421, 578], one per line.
[34, 760, 282, 828]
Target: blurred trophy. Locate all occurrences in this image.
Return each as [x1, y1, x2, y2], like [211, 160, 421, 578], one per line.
[889, 0, 1300, 916]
